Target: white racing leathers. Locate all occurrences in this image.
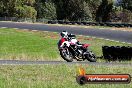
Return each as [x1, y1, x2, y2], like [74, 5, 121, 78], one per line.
[60, 38, 78, 48]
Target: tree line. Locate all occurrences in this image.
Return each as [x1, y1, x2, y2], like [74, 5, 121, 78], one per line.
[0, 0, 131, 22]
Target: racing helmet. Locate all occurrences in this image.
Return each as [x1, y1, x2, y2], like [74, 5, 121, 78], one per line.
[60, 31, 68, 38]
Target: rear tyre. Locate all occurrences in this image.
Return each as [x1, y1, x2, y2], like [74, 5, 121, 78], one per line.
[85, 51, 97, 62]
[60, 49, 73, 62]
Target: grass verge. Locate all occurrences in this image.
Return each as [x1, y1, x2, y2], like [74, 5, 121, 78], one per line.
[0, 64, 131, 88]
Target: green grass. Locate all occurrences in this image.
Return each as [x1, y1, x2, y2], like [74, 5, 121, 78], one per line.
[0, 64, 131, 88]
[0, 28, 132, 62]
[0, 28, 60, 60]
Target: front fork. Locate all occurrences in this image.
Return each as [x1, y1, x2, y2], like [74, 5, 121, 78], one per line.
[82, 49, 90, 59]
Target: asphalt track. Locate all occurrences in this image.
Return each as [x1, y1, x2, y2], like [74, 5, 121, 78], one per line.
[0, 21, 132, 65]
[0, 21, 132, 43]
[0, 60, 131, 66]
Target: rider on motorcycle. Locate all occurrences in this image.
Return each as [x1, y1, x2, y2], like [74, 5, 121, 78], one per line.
[58, 31, 79, 49]
[58, 31, 96, 62]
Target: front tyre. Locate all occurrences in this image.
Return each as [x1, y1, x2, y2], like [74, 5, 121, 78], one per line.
[59, 48, 73, 62]
[85, 51, 97, 62]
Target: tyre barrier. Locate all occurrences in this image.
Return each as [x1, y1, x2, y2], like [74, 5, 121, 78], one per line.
[47, 20, 132, 28]
[48, 20, 58, 24]
[102, 46, 132, 61]
[58, 20, 64, 24]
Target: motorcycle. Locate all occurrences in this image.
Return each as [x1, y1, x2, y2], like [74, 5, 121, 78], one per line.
[58, 34, 97, 62]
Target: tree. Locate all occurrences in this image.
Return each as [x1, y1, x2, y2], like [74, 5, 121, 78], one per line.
[0, 0, 18, 17]
[53, 0, 90, 21]
[0, 0, 131, 22]
[95, 0, 113, 22]
[15, 5, 37, 20]
[116, 0, 132, 12]
[35, 0, 57, 19]
[0, 1, 4, 16]
[85, 0, 102, 21]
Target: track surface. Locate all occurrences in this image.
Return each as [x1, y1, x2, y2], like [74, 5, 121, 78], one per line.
[0, 60, 131, 66]
[0, 22, 132, 43]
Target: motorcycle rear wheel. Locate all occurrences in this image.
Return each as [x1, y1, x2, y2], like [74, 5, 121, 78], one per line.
[85, 51, 97, 62]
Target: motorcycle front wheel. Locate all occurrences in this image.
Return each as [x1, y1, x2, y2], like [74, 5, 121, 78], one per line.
[59, 48, 73, 62]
